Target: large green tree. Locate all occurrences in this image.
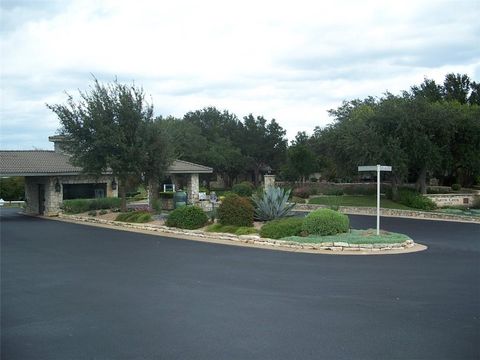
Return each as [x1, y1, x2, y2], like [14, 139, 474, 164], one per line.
[239, 114, 287, 186]
[48, 79, 172, 210]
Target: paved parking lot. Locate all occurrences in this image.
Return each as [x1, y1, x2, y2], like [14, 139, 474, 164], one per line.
[1, 208, 479, 359]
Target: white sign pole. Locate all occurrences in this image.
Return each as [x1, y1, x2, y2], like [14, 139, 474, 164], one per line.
[376, 164, 380, 235]
[358, 164, 392, 236]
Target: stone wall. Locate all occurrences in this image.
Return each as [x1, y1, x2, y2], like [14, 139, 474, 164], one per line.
[425, 193, 479, 208]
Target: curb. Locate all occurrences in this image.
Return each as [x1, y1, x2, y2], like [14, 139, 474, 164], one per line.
[56, 214, 424, 255]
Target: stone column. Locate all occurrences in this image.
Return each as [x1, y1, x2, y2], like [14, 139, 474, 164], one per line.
[44, 177, 63, 216]
[106, 178, 119, 197]
[186, 173, 200, 204]
[24, 177, 39, 214]
[264, 174, 276, 190]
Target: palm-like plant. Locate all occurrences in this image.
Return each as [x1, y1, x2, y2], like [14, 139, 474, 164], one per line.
[252, 186, 296, 221]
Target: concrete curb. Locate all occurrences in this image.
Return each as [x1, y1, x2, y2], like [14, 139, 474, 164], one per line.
[293, 204, 480, 223]
[56, 214, 426, 255]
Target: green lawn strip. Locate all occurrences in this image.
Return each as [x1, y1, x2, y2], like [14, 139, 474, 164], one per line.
[282, 229, 411, 244]
[308, 195, 413, 210]
[206, 223, 258, 235]
[435, 208, 480, 217]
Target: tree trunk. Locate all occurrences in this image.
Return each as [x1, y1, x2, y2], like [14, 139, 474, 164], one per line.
[119, 179, 127, 212]
[416, 167, 427, 194]
[254, 167, 261, 188]
[391, 174, 402, 201]
[148, 177, 159, 212]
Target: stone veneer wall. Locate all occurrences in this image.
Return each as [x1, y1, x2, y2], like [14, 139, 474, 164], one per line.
[25, 175, 118, 216]
[264, 175, 276, 189]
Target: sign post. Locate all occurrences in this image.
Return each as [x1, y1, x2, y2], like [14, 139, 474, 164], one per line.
[358, 165, 392, 235]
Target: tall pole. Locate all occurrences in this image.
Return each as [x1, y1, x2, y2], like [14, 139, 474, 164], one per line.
[376, 164, 380, 235]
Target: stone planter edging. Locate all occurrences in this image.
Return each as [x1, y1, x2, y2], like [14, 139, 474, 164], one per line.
[58, 214, 416, 253]
[293, 204, 480, 223]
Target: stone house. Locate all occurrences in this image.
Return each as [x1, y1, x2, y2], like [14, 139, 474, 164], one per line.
[0, 136, 213, 215]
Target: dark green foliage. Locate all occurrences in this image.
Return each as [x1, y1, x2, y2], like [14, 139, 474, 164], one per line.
[260, 217, 304, 239]
[48, 78, 174, 211]
[232, 182, 254, 197]
[88, 210, 97, 216]
[451, 183, 461, 191]
[99, 209, 108, 215]
[0, 177, 25, 200]
[62, 197, 122, 214]
[165, 206, 208, 229]
[323, 188, 344, 196]
[115, 211, 152, 223]
[396, 188, 437, 210]
[217, 194, 254, 227]
[302, 209, 349, 236]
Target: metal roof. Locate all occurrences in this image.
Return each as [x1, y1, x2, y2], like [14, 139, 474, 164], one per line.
[0, 151, 212, 176]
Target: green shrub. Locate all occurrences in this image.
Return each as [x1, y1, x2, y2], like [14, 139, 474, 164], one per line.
[252, 186, 295, 221]
[302, 209, 349, 236]
[62, 197, 122, 214]
[397, 188, 437, 210]
[232, 182, 254, 197]
[218, 193, 254, 227]
[99, 209, 108, 215]
[260, 217, 304, 239]
[165, 206, 208, 229]
[451, 183, 461, 191]
[115, 211, 152, 223]
[88, 210, 97, 216]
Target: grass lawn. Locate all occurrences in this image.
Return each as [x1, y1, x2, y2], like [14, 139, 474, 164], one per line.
[308, 195, 413, 210]
[206, 223, 258, 236]
[283, 229, 411, 244]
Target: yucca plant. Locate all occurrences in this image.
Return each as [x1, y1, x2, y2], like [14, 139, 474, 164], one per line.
[252, 186, 296, 221]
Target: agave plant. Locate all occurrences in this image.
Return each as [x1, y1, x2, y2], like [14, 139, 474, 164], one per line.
[252, 186, 296, 221]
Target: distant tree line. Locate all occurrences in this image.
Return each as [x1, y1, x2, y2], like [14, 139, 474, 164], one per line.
[300, 73, 480, 198]
[47, 73, 479, 207]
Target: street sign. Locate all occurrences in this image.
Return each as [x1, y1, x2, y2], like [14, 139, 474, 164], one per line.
[357, 164, 392, 235]
[358, 165, 392, 172]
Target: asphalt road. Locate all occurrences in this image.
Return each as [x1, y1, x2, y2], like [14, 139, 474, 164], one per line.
[1, 207, 479, 360]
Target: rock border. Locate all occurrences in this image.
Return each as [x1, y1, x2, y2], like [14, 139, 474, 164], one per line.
[57, 214, 422, 254]
[294, 204, 480, 223]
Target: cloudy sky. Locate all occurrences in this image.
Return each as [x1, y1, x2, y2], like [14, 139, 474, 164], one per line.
[1, 0, 479, 150]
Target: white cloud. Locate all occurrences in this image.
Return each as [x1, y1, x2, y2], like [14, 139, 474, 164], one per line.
[1, 0, 479, 149]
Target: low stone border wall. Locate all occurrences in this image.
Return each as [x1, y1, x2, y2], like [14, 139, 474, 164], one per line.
[294, 204, 480, 223]
[58, 214, 416, 253]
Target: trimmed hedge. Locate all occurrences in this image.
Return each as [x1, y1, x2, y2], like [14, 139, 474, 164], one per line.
[165, 206, 208, 229]
[62, 197, 122, 214]
[302, 209, 349, 236]
[115, 211, 152, 223]
[218, 193, 254, 227]
[260, 217, 304, 239]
